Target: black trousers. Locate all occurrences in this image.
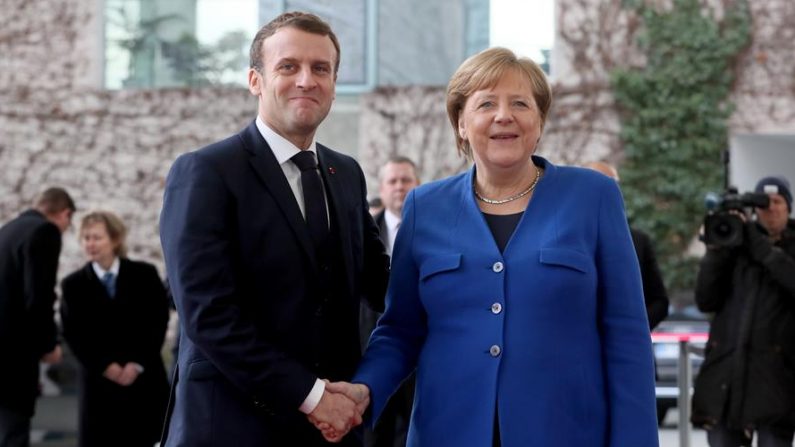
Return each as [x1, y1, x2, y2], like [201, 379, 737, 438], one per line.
[0, 406, 30, 447]
[707, 422, 795, 447]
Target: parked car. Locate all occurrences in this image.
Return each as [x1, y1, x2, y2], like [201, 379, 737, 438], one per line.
[652, 305, 710, 425]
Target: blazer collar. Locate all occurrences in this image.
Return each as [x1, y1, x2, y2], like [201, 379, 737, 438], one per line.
[239, 121, 318, 268]
[317, 145, 356, 294]
[460, 155, 555, 255]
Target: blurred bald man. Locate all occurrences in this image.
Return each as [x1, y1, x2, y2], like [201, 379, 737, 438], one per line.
[584, 161, 669, 330]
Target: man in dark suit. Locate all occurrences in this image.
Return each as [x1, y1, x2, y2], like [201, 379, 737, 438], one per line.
[584, 161, 669, 328]
[360, 156, 419, 447]
[159, 11, 390, 447]
[0, 187, 75, 447]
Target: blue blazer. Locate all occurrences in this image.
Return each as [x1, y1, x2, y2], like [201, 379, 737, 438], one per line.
[354, 157, 659, 447]
[159, 121, 389, 446]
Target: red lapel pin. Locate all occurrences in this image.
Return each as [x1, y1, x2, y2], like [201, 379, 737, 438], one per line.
[328, 166, 336, 175]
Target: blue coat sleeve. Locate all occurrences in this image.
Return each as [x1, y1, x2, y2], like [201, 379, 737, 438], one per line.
[596, 181, 659, 446]
[353, 189, 426, 425]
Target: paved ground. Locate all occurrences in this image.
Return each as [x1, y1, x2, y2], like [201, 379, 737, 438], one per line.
[658, 409, 710, 447]
[31, 392, 713, 447]
[31, 394, 77, 447]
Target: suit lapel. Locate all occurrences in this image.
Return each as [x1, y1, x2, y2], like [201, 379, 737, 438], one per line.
[317, 146, 355, 292]
[82, 262, 109, 300]
[375, 211, 388, 247]
[239, 122, 317, 268]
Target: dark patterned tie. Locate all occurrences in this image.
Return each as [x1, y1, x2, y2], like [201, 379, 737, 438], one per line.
[292, 151, 329, 247]
[101, 272, 116, 298]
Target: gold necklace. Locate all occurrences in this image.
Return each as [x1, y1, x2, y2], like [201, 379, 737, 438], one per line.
[474, 167, 541, 205]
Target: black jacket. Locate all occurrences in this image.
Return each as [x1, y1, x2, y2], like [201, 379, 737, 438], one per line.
[692, 219, 795, 431]
[0, 209, 61, 416]
[631, 228, 669, 329]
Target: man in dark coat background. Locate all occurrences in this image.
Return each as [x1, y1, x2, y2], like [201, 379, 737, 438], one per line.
[692, 176, 795, 447]
[584, 161, 669, 329]
[159, 11, 390, 447]
[359, 156, 419, 447]
[0, 187, 75, 447]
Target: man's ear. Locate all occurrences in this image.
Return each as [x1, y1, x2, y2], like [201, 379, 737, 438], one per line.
[248, 68, 261, 96]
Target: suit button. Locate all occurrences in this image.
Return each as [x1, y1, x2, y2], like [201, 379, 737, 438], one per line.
[492, 262, 504, 273]
[489, 345, 501, 357]
[321, 264, 330, 272]
[491, 303, 502, 314]
[315, 308, 323, 317]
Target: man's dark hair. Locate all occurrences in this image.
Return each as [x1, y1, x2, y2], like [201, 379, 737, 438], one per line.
[249, 11, 341, 75]
[34, 187, 75, 214]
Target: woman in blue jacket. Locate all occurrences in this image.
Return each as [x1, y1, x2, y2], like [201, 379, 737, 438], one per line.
[329, 47, 658, 446]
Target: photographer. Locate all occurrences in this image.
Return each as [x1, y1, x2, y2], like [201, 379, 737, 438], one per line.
[692, 176, 795, 447]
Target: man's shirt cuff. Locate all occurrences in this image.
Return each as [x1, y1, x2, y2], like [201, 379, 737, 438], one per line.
[299, 378, 325, 414]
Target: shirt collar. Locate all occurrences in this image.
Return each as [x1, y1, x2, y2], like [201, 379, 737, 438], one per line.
[92, 257, 120, 279]
[384, 209, 401, 231]
[256, 116, 317, 166]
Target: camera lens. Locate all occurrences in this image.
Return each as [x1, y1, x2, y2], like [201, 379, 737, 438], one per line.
[704, 213, 744, 247]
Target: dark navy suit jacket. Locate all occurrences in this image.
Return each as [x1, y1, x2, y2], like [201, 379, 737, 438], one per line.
[159, 121, 389, 446]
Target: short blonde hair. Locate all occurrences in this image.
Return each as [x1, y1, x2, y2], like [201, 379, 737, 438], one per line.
[446, 47, 552, 158]
[80, 210, 128, 257]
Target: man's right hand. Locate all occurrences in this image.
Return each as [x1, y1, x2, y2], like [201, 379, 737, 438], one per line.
[40, 345, 62, 364]
[103, 362, 124, 383]
[308, 382, 369, 443]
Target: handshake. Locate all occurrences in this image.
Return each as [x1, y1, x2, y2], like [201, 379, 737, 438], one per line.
[307, 381, 370, 443]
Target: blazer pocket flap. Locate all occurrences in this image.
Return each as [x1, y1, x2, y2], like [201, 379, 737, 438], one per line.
[186, 359, 222, 381]
[420, 254, 462, 281]
[539, 248, 591, 273]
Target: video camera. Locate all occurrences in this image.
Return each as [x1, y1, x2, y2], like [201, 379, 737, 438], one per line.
[703, 187, 769, 247]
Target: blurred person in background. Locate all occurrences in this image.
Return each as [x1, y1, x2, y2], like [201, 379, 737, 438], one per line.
[0, 187, 74, 447]
[584, 161, 669, 330]
[360, 156, 420, 447]
[368, 197, 384, 217]
[60, 211, 169, 447]
[692, 176, 795, 447]
[324, 47, 658, 446]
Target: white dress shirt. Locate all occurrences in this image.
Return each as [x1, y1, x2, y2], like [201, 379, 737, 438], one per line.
[255, 116, 326, 415]
[384, 208, 401, 255]
[91, 257, 120, 280]
[255, 117, 329, 222]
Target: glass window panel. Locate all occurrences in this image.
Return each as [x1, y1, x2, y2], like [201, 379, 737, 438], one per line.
[104, 0, 258, 89]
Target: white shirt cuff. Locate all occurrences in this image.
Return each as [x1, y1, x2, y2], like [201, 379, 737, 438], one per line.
[299, 379, 325, 414]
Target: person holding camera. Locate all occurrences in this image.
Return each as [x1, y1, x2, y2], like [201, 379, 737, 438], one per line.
[692, 176, 795, 447]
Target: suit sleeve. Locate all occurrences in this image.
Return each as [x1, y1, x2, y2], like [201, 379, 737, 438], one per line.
[354, 190, 426, 425]
[634, 231, 669, 329]
[357, 166, 390, 313]
[160, 152, 316, 413]
[695, 247, 736, 313]
[130, 263, 170, 368]
[595, 181, 659, 446]
[24, 222, 61, 356]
